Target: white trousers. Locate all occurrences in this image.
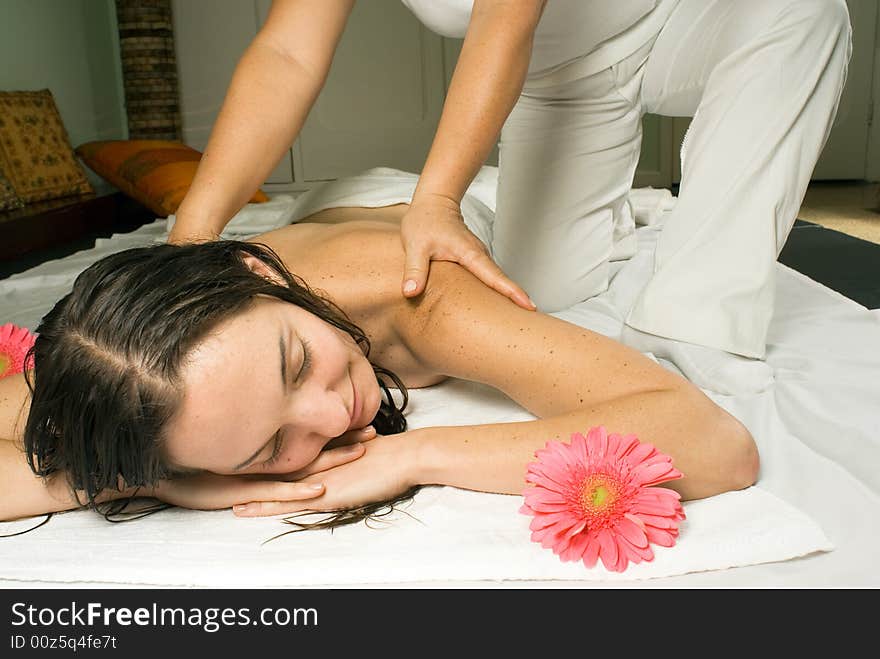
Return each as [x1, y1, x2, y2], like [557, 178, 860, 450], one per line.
[494, 0, 852, 358]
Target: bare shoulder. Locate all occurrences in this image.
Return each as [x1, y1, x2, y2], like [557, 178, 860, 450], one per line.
[395, 262, 688, 419]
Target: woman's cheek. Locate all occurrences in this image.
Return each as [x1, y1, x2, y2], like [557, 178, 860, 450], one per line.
[274, 435, 331, 474]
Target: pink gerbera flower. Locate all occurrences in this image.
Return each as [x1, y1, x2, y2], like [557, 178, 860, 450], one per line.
[520, 426, 686, 573]
[0, 323, 37, 379]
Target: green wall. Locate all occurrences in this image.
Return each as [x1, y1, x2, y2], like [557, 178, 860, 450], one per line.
[0, 0, 127, 190]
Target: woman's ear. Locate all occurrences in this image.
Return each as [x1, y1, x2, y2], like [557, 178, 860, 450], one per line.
[241, 253, 288, 287]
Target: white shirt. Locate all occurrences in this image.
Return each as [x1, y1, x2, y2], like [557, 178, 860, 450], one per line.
[400, 0, 679, 83]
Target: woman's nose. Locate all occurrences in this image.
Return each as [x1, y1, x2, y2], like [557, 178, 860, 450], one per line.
[286, 385, 351, 438]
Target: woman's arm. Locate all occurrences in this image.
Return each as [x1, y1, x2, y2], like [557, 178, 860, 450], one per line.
[396, 263, 760, 502]
[232, 260, 759, 518]
[0, 439, 148, 522]
[0, 373, 149, 521]
[169, 0, 355, 243]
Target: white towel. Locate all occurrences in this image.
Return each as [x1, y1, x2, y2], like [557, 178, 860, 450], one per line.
[0, 483, 830, 587]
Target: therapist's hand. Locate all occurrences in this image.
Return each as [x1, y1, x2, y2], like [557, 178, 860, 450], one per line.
[400, 193, 535, 310]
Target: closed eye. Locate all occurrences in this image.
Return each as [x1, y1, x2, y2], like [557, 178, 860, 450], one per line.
[296, 338, 312, 382]
[260, 339, 310, 469]
[261, 430, 284, 468]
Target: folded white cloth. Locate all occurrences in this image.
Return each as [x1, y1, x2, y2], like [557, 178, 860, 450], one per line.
[0, 482, 830, 587]
[3, 166, 877, 587]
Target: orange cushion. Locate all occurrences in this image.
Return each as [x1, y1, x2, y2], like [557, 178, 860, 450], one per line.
[0, 89, 94, 203]
[75, 140, 269, 217]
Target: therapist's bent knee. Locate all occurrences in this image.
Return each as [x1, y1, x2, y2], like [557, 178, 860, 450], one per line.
[782, 0, 851, 44]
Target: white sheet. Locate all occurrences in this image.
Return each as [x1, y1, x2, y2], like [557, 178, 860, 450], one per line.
[1, 167, 878, 587]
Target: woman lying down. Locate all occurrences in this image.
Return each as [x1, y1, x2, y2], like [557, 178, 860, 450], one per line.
[0, 202, 758, 528]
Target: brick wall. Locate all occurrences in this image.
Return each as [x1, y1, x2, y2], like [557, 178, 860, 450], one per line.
[114, 0, 182, 140]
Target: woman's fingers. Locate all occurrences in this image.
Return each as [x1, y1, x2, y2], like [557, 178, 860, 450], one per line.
[281, 442, 367, 481]
[323, 425, 376, 450]
[233, 440, 375, 516]
[232, 480, 326, 517]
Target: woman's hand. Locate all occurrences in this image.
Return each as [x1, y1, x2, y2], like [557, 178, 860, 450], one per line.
[400, 193, 535, 311]
[231, 431, 423, 517]
[151, 433, 374, 513]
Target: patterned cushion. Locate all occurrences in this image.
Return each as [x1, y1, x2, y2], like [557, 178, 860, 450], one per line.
[75, 140, 269, 218]
[0, 167, 23, 212]
[0, 89, 94, 203]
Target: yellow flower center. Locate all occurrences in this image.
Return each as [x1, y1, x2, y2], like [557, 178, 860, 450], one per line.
[591, 485, 610, 507]
[0, 354, 10, 376]
[580, 475, 619, 516]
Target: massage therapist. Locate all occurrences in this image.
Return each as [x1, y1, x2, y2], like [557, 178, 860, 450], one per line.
[169, 0, 852, 396]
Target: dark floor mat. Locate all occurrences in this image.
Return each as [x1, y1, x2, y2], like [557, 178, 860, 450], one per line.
[779, 220, 880, 309]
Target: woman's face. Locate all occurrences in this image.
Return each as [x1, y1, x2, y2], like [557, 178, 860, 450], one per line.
[162, 296, 382, 476]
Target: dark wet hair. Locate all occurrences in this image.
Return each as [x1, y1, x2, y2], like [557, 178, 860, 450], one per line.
[13, 240, 418, 540]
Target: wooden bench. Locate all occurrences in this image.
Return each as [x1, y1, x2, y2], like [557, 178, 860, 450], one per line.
[0, 192, 155, 278]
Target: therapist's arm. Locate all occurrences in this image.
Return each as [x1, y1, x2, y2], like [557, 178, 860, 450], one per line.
[169, 0, 356, 244]
[415, 0, 546, 203]
[401, 0, 546, 307]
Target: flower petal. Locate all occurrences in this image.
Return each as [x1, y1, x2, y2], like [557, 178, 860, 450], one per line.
[616, 433, 641, 458]
[527, 510, 576, 531]
[614, 516, 649, 549]
[632, 513, 681, 530]
[625, 441, 657, 466]
[525, 464, 572, 493]
[624, 512, 646, 530]
[524, 486, 568, 506]
[563, 518, 588, 539]
[560, 531, 591, 562]
[596, 528, 618, 571]
[606, 432, 623, 459]
[570, 432, 590, 465]
[609, 537, 629, 572]
[616, 531, 655, 563]
[632, 460, 683, 486]
[645, 525, 677, 547]
[533, 504, 576, 516]
[594, 426, 609, 458]
[630, 494, 681, 517]
[581, 535, 601, 568]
